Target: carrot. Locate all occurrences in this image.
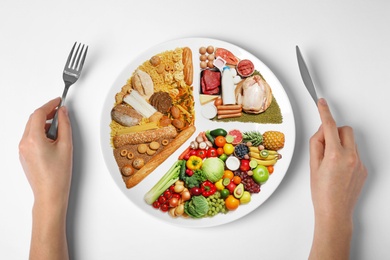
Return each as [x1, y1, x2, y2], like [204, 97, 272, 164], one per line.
[178, 146, 191, 160]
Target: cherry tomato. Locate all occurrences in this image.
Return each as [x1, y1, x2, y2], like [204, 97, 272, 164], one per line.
[158, 196, 166, 204]
[240, 159, 250, 171]
[214, 136, 226, 147]
[152, 201, 160, 209]
[163, 190, 172, 199]
[172, 193, 181, 200]
[160, 203, 169, 212]
[207, 148, 218, 157]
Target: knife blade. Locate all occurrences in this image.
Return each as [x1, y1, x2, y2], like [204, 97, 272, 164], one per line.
[296, 45, 318, 106]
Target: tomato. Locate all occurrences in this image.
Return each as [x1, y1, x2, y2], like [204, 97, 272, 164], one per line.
[158, 196, 166, 204]
[226, 181, 237, 194]
[152, 201, 160, 209]
[163, 190, 172, 199]
[196, 149, 207, 159]
[223, 143, 234, 155]
[223, 170, 234, 180]
[160, 203, 169, 212]
[206, 148, 218, 157]
[217, 147, 224, 155]
[225, 195, 240, 210]
[214, 136, 226, 147]
[240, 159, 250, 171]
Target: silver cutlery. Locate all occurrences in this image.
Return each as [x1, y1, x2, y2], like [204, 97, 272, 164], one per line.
[47, 42, 88, 140]
[296, 45, 318, 106]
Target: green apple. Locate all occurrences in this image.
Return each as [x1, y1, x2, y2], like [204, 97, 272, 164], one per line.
[252, 165, 269, 184]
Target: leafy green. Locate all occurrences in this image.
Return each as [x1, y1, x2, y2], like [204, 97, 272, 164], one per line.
[144, 160, 183, 205]
[202, 158, 225, 183]
[184, 195, 209, 218]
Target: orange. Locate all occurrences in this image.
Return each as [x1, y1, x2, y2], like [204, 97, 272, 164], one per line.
[232, 176, 241, 185]
[223, 170, 234, 180]
[214, 136, 226, 148]
[225, 195, 240, 210]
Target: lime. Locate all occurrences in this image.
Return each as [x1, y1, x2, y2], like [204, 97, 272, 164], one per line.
[225, 134, 234, 143]
[249, 159, 258, 169]
[219, 153, 228, 162]
[220, 189, 230, 199]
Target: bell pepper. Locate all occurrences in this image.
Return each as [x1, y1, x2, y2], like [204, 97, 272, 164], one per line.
[186, 155, 203, 170]
[201, 180, 216, 197]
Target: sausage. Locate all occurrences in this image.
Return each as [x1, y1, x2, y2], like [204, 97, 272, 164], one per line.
[125, 125, 196, 188]
[217, 109, 242, 115]
[217, 112, 242, 119]
[216, 104, 242, 110]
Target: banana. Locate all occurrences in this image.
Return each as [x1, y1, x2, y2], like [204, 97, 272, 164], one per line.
[249, 152, 278, 160]
[249, 147, 278, 155]
[252, 158, 277, 166]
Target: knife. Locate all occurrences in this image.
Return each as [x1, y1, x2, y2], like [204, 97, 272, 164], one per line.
[296, 45, 318, 106]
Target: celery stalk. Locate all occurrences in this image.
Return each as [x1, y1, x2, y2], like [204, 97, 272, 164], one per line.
[144, 160, 184, 205]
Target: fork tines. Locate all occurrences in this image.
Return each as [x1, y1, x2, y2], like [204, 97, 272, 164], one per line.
[66, 42, 88, 71]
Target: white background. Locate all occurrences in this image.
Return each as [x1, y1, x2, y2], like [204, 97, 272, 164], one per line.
[1, 0, 389, 259]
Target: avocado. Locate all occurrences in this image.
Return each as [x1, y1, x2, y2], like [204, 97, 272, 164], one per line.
[233, 183, 244, 199]
[210, 128, 227, 137]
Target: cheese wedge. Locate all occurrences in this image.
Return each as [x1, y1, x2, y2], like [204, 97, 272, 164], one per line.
[199, 94, 219, 105]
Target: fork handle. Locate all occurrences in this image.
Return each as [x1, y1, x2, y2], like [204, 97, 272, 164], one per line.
[46, 86, 69, 140]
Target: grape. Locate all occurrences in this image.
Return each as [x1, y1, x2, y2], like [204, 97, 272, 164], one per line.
[206, 192, 227, 216]
[234, 171, 261, 193]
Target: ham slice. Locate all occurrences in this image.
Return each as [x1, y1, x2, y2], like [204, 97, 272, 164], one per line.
[201, 70, 220, 95]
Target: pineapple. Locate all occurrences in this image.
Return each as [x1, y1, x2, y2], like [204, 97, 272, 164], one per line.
[243, 131, 263, 146]
[262, 131, 285, 150]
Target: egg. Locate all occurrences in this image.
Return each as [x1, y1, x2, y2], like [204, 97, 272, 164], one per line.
[206, 45, 214, 54]
[199, 54, 207, 61]
[199, 47, 206, 54]
[200, 61, 207, 69]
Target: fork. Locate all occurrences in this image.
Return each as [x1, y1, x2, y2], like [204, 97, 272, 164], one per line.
[47, 42, 88, 140]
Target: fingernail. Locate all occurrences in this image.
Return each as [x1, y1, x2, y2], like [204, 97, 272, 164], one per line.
[318, 98, 327, 106]
[62, 106, 68, 116]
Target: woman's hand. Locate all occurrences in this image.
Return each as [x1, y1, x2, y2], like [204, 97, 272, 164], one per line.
[19, 97, 73, 260]
[309, 98, 367, 259]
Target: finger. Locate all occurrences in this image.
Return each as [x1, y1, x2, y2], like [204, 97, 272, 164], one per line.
[317, 98, 341, 149]
[30, 98, 61, 137]
[56, 106, 73, 144]
[309, 125, 325, 170]
[338, 126, 355, 150]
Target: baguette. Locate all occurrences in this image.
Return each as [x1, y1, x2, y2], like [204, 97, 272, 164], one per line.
[182, 47, 193, 86]
[113, 125, 177, 148]
[125, 125, 196, 188]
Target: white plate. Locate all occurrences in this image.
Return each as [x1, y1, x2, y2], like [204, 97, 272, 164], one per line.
[100, 38, 295, 228]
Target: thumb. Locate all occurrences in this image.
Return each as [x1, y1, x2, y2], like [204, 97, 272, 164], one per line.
[56, 106, 73, 144]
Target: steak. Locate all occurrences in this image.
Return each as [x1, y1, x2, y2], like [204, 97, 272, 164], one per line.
[201, 70, 220, 95]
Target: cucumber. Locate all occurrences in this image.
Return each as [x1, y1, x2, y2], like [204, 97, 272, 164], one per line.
[210, 128, 227, 137]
